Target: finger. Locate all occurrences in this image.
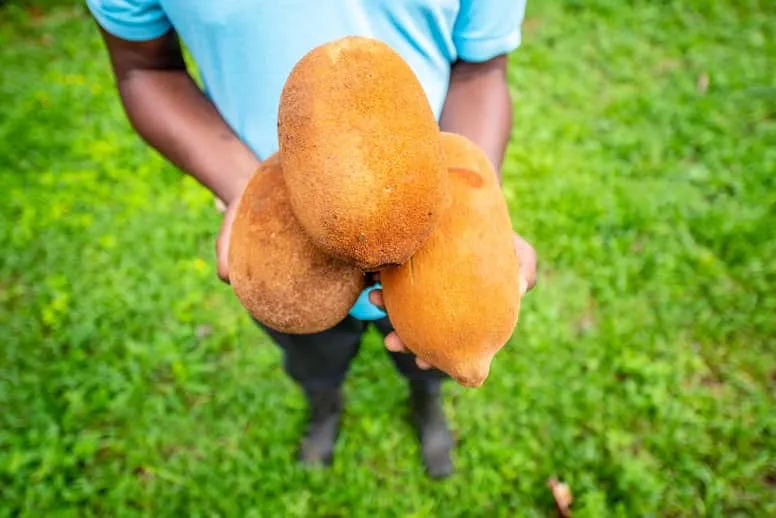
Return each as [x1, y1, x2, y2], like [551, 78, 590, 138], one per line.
[384, 332, 407, 353]
[216, 204, 238, 284]
[368, 288, 384, 308]
[513, 233, 538, 295]
[216, 235, 230, 284]
[415, 358, 432, 370]
[519, 276, 528, 298]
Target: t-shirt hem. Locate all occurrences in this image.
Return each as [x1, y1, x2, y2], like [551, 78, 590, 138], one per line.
[454, 30, 522, 62]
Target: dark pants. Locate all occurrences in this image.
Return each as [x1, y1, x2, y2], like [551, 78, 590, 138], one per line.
[256, 315, 447, 391]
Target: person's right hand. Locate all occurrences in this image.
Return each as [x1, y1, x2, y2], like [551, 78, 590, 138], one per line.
[215, 197, 240, 284]
[213, 163, 258, 284]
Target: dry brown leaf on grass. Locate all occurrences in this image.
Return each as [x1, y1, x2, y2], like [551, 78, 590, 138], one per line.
[547, 477, 573, 518]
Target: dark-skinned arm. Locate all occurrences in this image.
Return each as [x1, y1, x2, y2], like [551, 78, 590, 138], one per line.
[438, 55, 513, 175]
[93, 26, 260, 281]
[95, 26, 260, 206]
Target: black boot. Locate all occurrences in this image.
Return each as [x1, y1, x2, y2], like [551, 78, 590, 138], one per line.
[298, 386, 343, 466]
[409, 380, 454, 478]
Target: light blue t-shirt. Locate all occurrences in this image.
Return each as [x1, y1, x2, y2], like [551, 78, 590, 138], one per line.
[86, 0, 526, 321]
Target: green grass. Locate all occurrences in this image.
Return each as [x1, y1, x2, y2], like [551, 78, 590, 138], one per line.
[1, 0, 774, 516]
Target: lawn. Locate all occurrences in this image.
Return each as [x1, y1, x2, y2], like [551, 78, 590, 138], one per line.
[1, 0, 774, 516]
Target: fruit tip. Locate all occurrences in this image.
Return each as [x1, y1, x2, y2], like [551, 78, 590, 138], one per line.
[453, 359, 492, 388]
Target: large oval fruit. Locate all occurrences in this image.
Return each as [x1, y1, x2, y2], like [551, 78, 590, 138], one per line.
[380, 133, 522, 387]
[228, 154, 365, 334]
[277, 36, 448, 271]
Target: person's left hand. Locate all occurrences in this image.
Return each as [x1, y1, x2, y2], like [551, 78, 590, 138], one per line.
[368, 231, 538, 369]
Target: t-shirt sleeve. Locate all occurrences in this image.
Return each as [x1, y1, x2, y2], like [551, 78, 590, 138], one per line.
[452, 0, 527, 62]
[85, 0, 172, 41]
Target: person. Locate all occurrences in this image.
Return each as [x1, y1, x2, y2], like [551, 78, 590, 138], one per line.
[86, 0, 538, 479]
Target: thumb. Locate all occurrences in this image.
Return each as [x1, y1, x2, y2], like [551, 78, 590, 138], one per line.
[216, 202, 238, 284]
[513, 233, 537, 295]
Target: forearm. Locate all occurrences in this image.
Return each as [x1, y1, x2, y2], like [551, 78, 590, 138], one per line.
[438, 56, 513, 177]
[118, 69, 259, 204]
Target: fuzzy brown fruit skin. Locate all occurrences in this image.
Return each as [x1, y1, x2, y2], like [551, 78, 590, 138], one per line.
[380, 132, 522, 387]
[277, 36, 448, 271]
[228, 154, 365, 334]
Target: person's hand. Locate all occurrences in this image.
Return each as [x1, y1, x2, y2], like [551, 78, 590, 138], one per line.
[368, 231, 538, 369]
[215, 197, 239, 284]
[213, 163, 259, 284]
[512, 232, 538, 296]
